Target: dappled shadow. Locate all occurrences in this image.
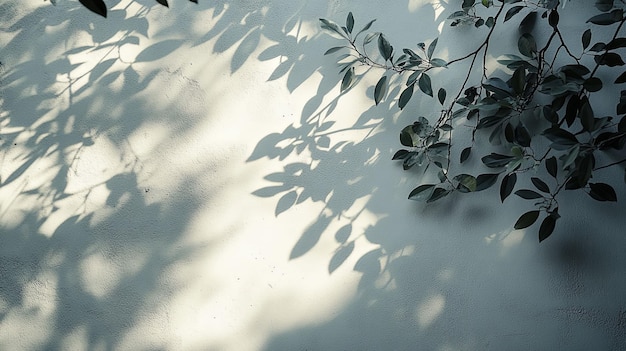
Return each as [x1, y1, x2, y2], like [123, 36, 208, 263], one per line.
[248, 1, 626, 350]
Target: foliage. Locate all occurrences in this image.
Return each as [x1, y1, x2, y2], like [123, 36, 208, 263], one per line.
[48, 0, 197, 18]
[320, 0, 626, 242]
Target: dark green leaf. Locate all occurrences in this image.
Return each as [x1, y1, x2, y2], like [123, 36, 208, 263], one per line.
[320, 18, 349, 39]
[579, 96, 596, 132]
[514, 124, 531, 147]
[583, 77, 603, 92]
[595, 52, 625, 67]
[400, 129, 414, 147]
[427, 187, 451, 203]
[531, 177, 550, 193]
[438, 88, 446, 105]
[518, 33, 537, 58]
[427, 38, 438, 59]
[430, 58, 448, 67]
[156, 0, 169, 7]
[590, 42, 607, 52]
[392, 149, 409, 160]
[378, 34, 393, 61]
[398, 84, 415, 110]
[543, 127, 579, 150]
[505, 123, 515, 143]
[500, 172, 517, 202]
[346, 12, 354, 33]
[515, 189, 543, 199]
[341, 68, 354, 91]
[455, 174, 477, 192]
[79, 0, 107, 17]
[514, 210, 540, 229]
[505, 6, 524, 22]
[462, 0, 475, 9]
[538, 215, 556, 242]
[582, 29, 592, 49]
[460, 147, 471, 163]
[374, 76, 388, 105]
[511, 66, 526, 94]
[565, 95, 580, 127]
[419, 73, 433, 97]
[486, 16, 495, 28]
[483, 153, 515, 168]
[588, 182, 618, 201]
[546, 156, 558, 178]
[476, 173, 499, 191]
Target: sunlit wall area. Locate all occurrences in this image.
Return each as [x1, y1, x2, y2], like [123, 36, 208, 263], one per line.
[1, 0, 625, 350]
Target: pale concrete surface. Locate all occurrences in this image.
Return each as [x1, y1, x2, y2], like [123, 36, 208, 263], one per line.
[1, 1, 625, 350]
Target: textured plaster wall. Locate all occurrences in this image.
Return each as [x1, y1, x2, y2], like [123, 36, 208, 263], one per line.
[0, 0, 625, 350]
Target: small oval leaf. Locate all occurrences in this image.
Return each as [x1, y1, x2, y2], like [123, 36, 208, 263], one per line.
[514, 210, 540, 229]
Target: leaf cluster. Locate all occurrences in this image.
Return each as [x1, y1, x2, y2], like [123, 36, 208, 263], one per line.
[321, 0, 626, 242]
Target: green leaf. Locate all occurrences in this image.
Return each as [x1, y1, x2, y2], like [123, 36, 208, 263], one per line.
[538, 215, 556, 242]
[486, 16, 495, 28]
[378, 34, 393, 61]
[595, 52, 625, 67]
[515, 189, 543, 199]
[546, 156, 558, 178]
[427, 187, 451, 203]
[320, 18, 349, 39]
[346, 12, 354, 33]
[156, 0, 169, 7]
[79, 0, 107, 17]
[392, 149, 409, 160]
[458, 147, 471, 163]
[588, 182, 618, 201]
[511, 66, 526, 94]
[582, 29, 592, 49]
[408, 184, 436, 201]
[500, 172, 517, 202]
[482, 0, 491, 8]
[462, 0, 475, 10]
[505, 6, 524, 22]
[531, 177, 550, 193]
[438, 88, 446, 105]
[400, 129, 414, 147]
[427, 38, 438, 59]
[514, 210, 540, 229]
[483, 153, 515, 168]
[398, 84, 415, 110]
[341, 68, 354, 91]
[430, 58, 448, 67]
[476, 173, 499, 191]
[583, 77, 603, 92]
[374, 76, 388, 105]
[418, 73, 433, 97]
[579, 96, 596, 132]
[518, 33, 537, 58]
[543, 127, 579, 150]
[455, 174, 477, 192]
[514, 123, 531, 147]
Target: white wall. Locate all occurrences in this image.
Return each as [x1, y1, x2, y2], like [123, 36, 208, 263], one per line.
[1, 0, 625, 350]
